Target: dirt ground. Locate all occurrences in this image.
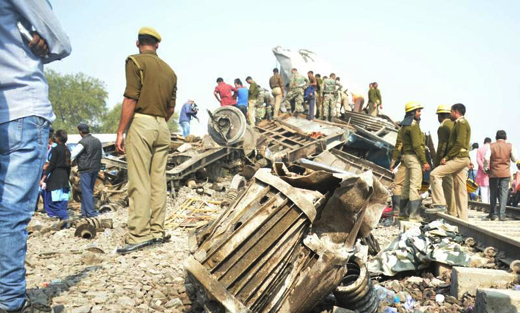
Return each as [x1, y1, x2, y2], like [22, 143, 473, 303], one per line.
[26, 178, 233, 313]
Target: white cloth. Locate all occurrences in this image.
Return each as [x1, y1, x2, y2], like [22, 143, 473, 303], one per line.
[70, 143, 84, 161]
[480, 186, 490, 203]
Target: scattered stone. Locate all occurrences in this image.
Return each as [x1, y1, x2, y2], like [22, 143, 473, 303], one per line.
[71, 305, 91, 313]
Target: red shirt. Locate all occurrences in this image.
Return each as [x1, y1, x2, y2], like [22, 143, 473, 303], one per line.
[214, 82, 237, 106]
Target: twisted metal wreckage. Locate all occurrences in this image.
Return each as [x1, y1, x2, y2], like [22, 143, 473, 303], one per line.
[99, 105, 430, 312]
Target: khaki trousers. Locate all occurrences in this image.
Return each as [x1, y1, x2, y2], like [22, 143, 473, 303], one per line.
[431, 157, 470, 220]
[247, 99, 256, 125]
[126, 113, 170, 244]
[392, 163, 406, 196]
[316, 93, 323, 116]
[272, 87, 282, 117]
[402, 154, 422, 201]
[442, 175, 456, 215]
[368, 102, 379, 116]
[341, 94, 351, 114]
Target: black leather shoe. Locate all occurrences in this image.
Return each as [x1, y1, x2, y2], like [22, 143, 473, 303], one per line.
[1, 299, 33, 313]
[152, 234, 171, 244]
[116, 240, 153, 254]
[488, 215, 498, 221]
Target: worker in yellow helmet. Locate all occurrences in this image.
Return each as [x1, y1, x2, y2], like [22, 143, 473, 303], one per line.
[400, 101, 430, 221]
[426, 105, 456, 215]
[390, 125, 406, 221]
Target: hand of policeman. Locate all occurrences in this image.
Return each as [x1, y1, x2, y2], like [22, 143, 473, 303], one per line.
[115, 134, 125, 154]
[422, 163, 431, 172]
[28, 32, 49, 57]
[441, 158, 447, 165]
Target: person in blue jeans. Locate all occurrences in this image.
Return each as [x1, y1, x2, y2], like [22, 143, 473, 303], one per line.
[0, 1, 71, 312]
[178, 99, 198, 138]
[71, 124, 102, 218]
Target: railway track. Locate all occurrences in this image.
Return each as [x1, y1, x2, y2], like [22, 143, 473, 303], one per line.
[467, 200, 520, 220]
[428, 201, 520, 269]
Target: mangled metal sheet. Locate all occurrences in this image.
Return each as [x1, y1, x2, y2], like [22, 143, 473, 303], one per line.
[303, 149, 394, 187]
[335, 111, 397, 132]
[255, 115, 351, 164]
[185, 168, 389, 313]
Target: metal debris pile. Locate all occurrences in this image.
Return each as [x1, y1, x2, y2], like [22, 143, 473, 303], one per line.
[174, 107, 409, 313]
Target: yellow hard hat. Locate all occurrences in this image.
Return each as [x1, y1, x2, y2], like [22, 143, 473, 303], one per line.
[436, 104, 451, 114]
[138, 27, 162, 42]
[405, 101, 424, 113]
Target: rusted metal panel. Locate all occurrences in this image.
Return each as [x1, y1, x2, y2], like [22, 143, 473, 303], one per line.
[166, 147, 231, 181]
[255, 117, 350, 164]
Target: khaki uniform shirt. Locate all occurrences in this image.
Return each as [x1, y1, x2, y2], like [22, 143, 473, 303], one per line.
[402, 120, 427, 165]
[445, 116, 471, 161]
[392, 127, 403, 162]
[269, 74, 284, 90]
[434, 119, 454, 167]
[124, 50, 177, 118]
[248, 81, 259, 100]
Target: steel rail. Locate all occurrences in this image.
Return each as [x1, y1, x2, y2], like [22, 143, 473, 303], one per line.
[468, 200, 520, 220]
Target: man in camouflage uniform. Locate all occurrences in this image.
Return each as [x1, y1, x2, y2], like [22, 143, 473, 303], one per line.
[255, 86, 273, 122]
[430, 103, 471, 220]
[321, 73, 341, 122]
[282, 68, 308, 117]
[400, 101, 430, 221]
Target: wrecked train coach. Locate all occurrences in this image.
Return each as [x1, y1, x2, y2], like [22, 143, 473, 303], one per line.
[185, 168, 389, 313]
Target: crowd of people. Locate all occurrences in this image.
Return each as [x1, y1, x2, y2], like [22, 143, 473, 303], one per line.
[212, 68, 383, 125]
[390, 102, 519, 224]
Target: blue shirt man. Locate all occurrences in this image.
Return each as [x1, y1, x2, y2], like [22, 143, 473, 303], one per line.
[178, 99, 198, 137]
[0, 1, 71, 311]
[236, 87, 249, 107]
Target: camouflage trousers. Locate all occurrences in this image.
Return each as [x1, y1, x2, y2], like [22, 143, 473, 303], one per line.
[256, 104, 273, 120]
[284, 88, 304, 113]
[322, 93, 335, 118]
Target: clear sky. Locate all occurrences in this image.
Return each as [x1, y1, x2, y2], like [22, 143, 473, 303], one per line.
[47, 0, 520, 149]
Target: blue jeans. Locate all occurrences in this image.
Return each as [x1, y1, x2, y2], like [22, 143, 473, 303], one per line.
[80, 171, 99, 217]
[180, 121, 190, 138]
[490, 177, 509, 218]
[308, 97, 315, 120]
[0, 116, 49, 310]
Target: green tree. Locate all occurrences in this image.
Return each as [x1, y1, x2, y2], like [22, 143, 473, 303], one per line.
[46, 69, 108, 132]
[168, 113, 180, 133]
[101, 103, 122, 133]
[100, 103, 180, 134]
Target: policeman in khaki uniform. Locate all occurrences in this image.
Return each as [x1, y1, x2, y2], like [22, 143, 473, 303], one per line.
[390, 127, 406, 219]
[400, 101, 430, 221]
[282, 68, 308, 117]
[430, 103, 471, 220]
[115, 27, 177, 253]
[321, 73, 341, 122]
[427, 105, 455, 215]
